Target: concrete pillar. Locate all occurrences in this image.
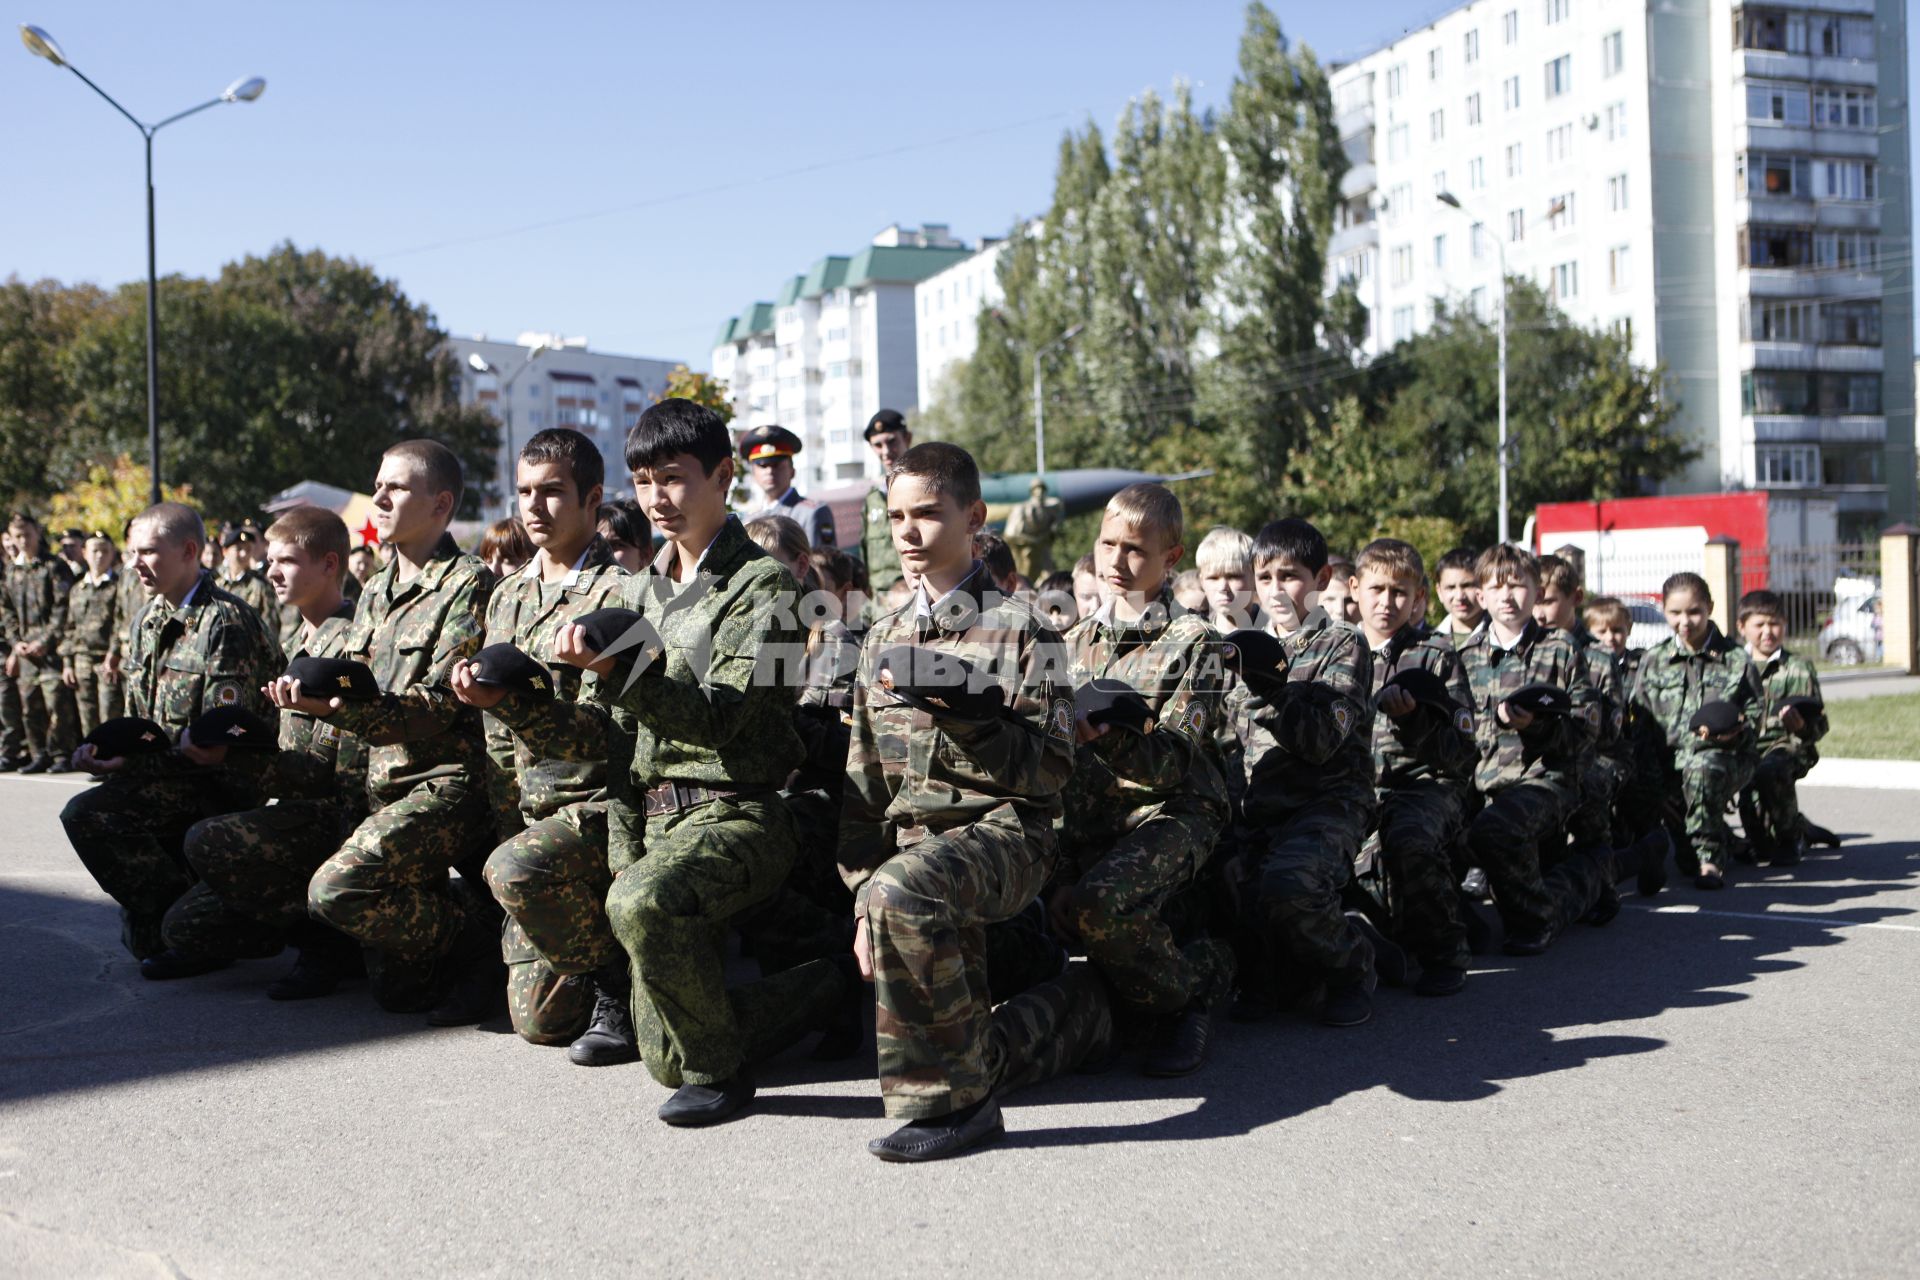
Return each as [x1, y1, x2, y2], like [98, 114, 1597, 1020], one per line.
[1702, 535, 1740, 637]
[1881, 524, 1919, 675]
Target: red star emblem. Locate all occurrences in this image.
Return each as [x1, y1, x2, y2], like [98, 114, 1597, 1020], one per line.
[357, 520, 380, 547]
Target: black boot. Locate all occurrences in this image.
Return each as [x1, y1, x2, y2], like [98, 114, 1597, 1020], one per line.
[1142, 1000, 1214, 1078]
[1635, 826, 1672, 897]
[658, 1073, 756, 1127]
[19, 755, 51, 775]
[267, 925, 362, 1001]
[425, 912, 506, 1027]
[568, 962, 641, 1067]
[140, 950, 231, 981]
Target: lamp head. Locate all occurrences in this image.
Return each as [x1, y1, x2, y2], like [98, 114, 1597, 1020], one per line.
[1436, 191, 1462, 209]
[19, 24, 66, 66]
[222, 77, 267, 103]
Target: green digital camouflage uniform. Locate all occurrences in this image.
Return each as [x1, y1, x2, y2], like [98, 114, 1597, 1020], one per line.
[1740, 646, 1827, 853]
[1228, 608, 1376, 991]
[164, 600, 368, 960]
[306, 534, 498, 1009]
[219, 568, 279, 629]
[1365, 624, 1477, 972]
[1058, 589, 1233, 1016]
[473, 540, 631, 1045]
[60, 571, 283, 958]
[7, 550, 78, 761]
[859, 484, 902, 594]
[1456, 618, 1607, 938]
[1628, 625, 1762, 871]
[840, 561, 1077, 1119]
[58, 571, 124, 735]
[600, 517, 844, 1089]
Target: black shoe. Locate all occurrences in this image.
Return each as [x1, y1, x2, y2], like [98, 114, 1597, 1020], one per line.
[1142, 1002, 1213, 1078]
[1636, 827, 1672, 897]
[1321, 975, 1376, 1027]
[1502, 922, 1558, 956]
[1804, 821, 1841, 849]
[658, 1074, 756, 1127]
[426, 956, 505, 1027]
[18, 755, 51, 775]
[868, 1096, 1004, 1162]
[1731, 836, 1759, 866]
[45, 755, 71, 774]
[1584, 879, 1621, 926]
[1695, 863, 1725, 890]
[1769, 833, 1806, 867]
[139, 950, 231, 981]
[1345, 911, 1408, 987]
[267, 954, 345, 1001]
[0, 756, 21, 773]
[569, 966, 640, 1067]
[1414, 965, 1467, 997]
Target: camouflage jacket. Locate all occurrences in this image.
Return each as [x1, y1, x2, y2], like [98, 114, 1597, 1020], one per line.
[1572, 629, 1630, 760]
[219, 569, 278, 629]
[1229, 607, 1375, 822]
[1749, 645, 1826, 762]
[1063, 588, 1228, 830]
[1456, 617, 1597, 794]
[59, 572, 122, 662]
[1630, 624, 1763, 757]
[793, 617, 859, 792]
[325, 533, 494, 807]
[6, 552, 74, 654]
[122, 571, 283, 780]
[1436, 614, 1484, 650]
[481, 538, 630, 830]
[1368, 623, 1477, 792]
[259, 598, 369, 821]
[600, 516, 804, 796]
[859, 484, 903, 593]
[117, 569, 151, 656]
[839, 560, 1075, 915]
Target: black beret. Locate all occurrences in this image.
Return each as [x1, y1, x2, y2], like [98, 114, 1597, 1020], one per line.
[84, 716, 171, 758]
[739, 424, 803, 463]
[864, 409, 909, 440]
[1689, 700, 1743, 736]
[1383, 666, 1453, 712]
[1221, 629, 1289, 696]
[61, 528, 85, 541]
[875, 645, 1005, 723]
[285, 655, 381, 702]
[219, 523, 259, 548]
[1076, 678, 1155, 735]
[186, 706, 278, 750]
[1781, 694, 1823, 721]
[1506, 683, 1572, 717]
[469, 643, 556, 697]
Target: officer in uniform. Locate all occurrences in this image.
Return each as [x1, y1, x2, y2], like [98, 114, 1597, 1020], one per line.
[859, 410, 912, 596]
[738, 424, 835, 549]
[218, 522, 280, 625]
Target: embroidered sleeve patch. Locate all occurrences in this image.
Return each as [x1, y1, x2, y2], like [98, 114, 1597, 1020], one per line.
[1048, 698, 1074, 741]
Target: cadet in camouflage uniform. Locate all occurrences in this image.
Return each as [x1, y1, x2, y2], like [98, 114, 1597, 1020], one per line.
[1735, 589, 1827, 864]
[1627, 572, 1762, 887]
[1456, 546, 1609, 952]
[6, 513, 79, 771]
[294, 441, 499, 1012]
[840, 441, 1092, 1162]
[1055, 484, 1232, 1075]
[858, 410, 912, 602]
[60, 503, 283, 963]
[58, 533, 124, 737]
[217, 523, 279, 625]
[0, 532, 25, 769]
[1351, 540, 1478, 996]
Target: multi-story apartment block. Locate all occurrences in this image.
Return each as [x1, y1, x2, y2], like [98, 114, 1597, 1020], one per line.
[914, 235, 1011, 410]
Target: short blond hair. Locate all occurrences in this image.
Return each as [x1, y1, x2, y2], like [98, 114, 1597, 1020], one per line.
[1194, 526, 1252, 577]
[265, 506, 350, 569]
[1103, 483, 1184, 550]
[1353, 537, 1425, 585]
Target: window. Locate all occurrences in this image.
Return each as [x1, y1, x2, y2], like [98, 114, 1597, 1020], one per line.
[1433, 169, 1449, 194]
[1470, 285, 1490, 318]
[1608, 245, 1631, 291]
[1392, 306, 1416, 343]
[1823, 445, 1883, 487]
[1738, 152, 1811, 197]
[1551, 260, 1578, 299]
[1741, 225, 1814, 267]
[1814, 159, 1876, 201]
[1747, 299, 1815, 342]
[1336, 250, 1374, 284]
[1504, 75, 1522, 110]
[1815, 16, 1875, 59]
[1548, 192, 1576, 230]
[1822, 300, 1881, 346]
[1544, 55, 1571, 99]
[1471, 222, 1490, 260]
[1431, 109, 1446, 141]
[1737, 11, 1807, 54]
[1429, 48, 1443, 80]
[1390, 244, 1415, 285]
[1469, 156, 1487, 190]
[1388, 123, 1411, 161]
[1602, 30, 1624, 76]
[1814, 230, 1878, 270]
[1508, 208, 1526, 242]
[1741, 372, 1883, 417]
[1605, 100, 1629, 139]
[824, 326, 847, 342]
[1544, 0, 1569, 25]
[1545, 123, 1572, 164]
[1748, 83, 1810, 126]
[1505, 142, 1524, 177]
[825, 360, 850, 378]
[1503, 10, 1519, 44]
[1387, 63, 1406, 97]
[1466, 92, 1482, 126]
[1754, 445, 1819, 487]
[1387, 182, 1414, 223]
[1607, 173, 1629, 211]
[1813, 87, 1877, 131]
[1433, 233, 1448, 268]
[1464, 29, 1480, 63]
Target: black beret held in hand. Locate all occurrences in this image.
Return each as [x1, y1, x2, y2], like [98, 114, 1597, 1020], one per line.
[284, 656, 381, 703]
[187, 706, 278, 750]
[1505, 683, 1572, 718]
[1221, 629, 1288, 697]
[1689, 700, 1744, 736]
[84, 716, 170, 758]
[469, 643, 556, 697]
[572, 607, 667, 677]
[1780, 695, 1823, 739]
[1075, 678, 1155, 736]
[1381, 666, 1453, 714]
[875, 645, 1006, 723]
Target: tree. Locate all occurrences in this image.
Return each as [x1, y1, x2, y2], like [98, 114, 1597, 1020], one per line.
[44, 453, 193, 536]
[0, 277, 112, 502]
[658, 366, 734, 424]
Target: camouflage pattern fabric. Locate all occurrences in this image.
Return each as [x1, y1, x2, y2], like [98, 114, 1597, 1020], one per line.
[1466, 778, 1609, 936]
[1567, 635, 1630, 851]
[859, 485, 902, 595]
[0, 582, 21, 761]
[1229, 607, 1375, 824]
[1240, 799, 1374, 988]
[986, 960, 1116, 1095]
[1741, 644, 1827, 851]
[1629, 626, 1762, 868]
[219, 569, 278, 630]
[486, 805, 618, 1045]
[60, 572, 123, 736]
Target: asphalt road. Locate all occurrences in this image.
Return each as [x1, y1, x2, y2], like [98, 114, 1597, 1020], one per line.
[2, 773, 1916, 1279]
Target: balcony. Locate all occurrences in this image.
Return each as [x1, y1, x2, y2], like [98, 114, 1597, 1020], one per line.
[1341, 163, 1376, 200]
[1329, 220, 1379, 259]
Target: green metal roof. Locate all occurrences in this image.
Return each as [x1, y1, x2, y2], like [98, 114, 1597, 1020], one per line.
[736, 302, 775, 337]
[843, 245, 972, 289]
[712, 317, 738, 349]
[798, 256, 850, 300]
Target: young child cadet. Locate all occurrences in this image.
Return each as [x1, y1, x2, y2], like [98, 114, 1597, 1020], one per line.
[553, 399, 853, 1127]
[1735, 588, 1826, 866]
[1434, 547, 1486, 647]
[1455, 545, 1611, 954]
[1052, 483, 1233, 1078]
[1627, 572, 1763, 889]
[840, 441, 1111, 1162]
[1351, 539, 1478, 997]
[1229, 517, 1381, 1027]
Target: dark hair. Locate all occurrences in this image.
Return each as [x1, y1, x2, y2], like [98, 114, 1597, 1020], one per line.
[596, 497, 650, 550]
[626, 398, 731, 475]
[1037, 570, 1075, 595]
[480, 517, 534, 568]
[1536, 553, 1582, 596]
[888, 441, 981, 508]
[1662, 571, 1712, 605]
[811, 546, 864, 596]
[975, 532, 1016, 582]
[384, 438, 465, 509]
[1738, 588, 1785, 623]
[1251, 517, 1329, 575]
[521, 427, 604, 498]
[1435, 547, 1480, 578]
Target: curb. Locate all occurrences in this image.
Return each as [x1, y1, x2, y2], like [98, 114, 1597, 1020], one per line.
[1803, 757, 1920, 791]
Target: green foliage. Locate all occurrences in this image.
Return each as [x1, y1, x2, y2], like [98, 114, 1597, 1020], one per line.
[44, 454, 194, 536]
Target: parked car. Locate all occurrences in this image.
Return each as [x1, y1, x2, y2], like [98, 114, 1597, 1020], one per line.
[1625, 600, 1673, 651]
[1818, 590, 1883, 665]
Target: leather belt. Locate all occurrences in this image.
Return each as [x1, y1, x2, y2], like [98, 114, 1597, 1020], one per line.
[641, 780, 769, 817]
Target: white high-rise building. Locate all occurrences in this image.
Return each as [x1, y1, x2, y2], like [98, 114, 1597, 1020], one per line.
[711, 224, 972, 489]
[1329, 0, 1913, 535]
[914, 236, 1011, 409]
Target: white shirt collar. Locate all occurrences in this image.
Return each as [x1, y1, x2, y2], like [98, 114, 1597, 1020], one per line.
[179, 575, 202, 608]
[913, 560, 983, 618]
[525, 543, 594, 586]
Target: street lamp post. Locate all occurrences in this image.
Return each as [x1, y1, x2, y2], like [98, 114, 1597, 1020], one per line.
[1032, 323, 1084, 479]
[469, 343, 549, 515]
[21, 25, 264, 506]
[1436, 190, 1510, 546]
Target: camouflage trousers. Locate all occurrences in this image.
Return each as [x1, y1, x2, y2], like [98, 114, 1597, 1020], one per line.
[308, 775, 494, 1008]
[1670, 746, 1756, 869]
[864, 813, 1054, 1119]
[61, 767, 261, 958]
[0, 662, 22, 761]
[483, 803, 619, 1046]
[1241, 798, 1375, 989]
[163, 798, 358, 960]
[1571, 752, 1633, 851]
[11, 654, 76, 761]
[1741, 748, 1811, 852]
[1467, 779, 1607, 937]
[67, 653, 123, 739]
[605, 793, 842, 1088]
[987, 960, 1115, 1096]
[1370, 783, 1470, 971]
[1061, 801, 1231, 1015]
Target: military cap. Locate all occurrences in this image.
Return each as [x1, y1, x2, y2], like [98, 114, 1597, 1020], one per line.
[186, 706, 278, 750]
[1075, 678, 1155, 736]
[469, 643, 555, 697]
[1505, 683, 1572, 718]
[1780, 694, 1824, 738]
[220, 522, 262, 548]
[84, 716, 171, 758]
[739, 424, 802, 464]
[1689, 699, 1743, 736]
[1221, 628, 1289, 696]
[864, 409, 908, 440]
[285, 655, 381, 702]
[875, 645, 1005, 723]
[61, 527, 85, 542]
[86, 529, 114, 544]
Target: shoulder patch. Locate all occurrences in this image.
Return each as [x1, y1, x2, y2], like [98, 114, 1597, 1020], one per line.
[1454, 706, 1474, 735]
[1048, 697, 1074, 741]
[1179, 702, 1207, 739]
[215, 684, 240, 706]
[1332, 701, 1355, 736]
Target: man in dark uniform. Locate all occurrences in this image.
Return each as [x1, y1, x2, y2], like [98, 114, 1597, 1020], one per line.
[738, 424, 835, 549]
[859, 410, 912, 595]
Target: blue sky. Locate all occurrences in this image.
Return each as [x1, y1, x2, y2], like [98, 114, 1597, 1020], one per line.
[5, 2, 1914, 368]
